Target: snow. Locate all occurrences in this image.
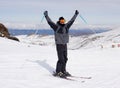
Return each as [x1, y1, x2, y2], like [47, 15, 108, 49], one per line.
[0, 27, 120, 88]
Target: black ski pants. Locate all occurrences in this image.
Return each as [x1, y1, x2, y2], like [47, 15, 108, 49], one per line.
[56, 44, 68, 73]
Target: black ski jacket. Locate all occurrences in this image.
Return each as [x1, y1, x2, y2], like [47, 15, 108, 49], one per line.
[44, 13, 78, 44]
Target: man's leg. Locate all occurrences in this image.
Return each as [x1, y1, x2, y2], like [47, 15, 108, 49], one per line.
[56, 44, 65, 73]
[63, 44, 71, 76]
[62, 44, 68, 72]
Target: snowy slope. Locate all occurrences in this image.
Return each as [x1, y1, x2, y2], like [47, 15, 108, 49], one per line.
[0, 27, 120, 88]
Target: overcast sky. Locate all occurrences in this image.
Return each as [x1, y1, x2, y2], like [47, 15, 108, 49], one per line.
[0, 0, 120, 26]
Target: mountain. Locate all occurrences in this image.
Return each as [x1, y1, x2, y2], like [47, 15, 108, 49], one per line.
[4, 22, 114, 30]
[17, 27, 120, 49]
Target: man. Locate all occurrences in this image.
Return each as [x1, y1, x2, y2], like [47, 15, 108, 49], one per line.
[44, 10, 79, 78]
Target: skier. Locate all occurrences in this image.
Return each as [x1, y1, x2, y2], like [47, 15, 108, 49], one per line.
[44, 10, 79, 78]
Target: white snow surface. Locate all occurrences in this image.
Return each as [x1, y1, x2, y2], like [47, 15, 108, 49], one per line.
[1, 27, 120, 88]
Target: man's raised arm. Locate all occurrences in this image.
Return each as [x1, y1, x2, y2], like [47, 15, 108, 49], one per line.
[66, 10, 79, 29]
[44, 11, 57, 30]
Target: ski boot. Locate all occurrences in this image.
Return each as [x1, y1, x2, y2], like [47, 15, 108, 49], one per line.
[63, 71, 71, 77]
[53, 72, 66, 78]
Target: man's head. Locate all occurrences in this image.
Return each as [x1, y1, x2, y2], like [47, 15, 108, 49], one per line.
[59, 17, 66, 24]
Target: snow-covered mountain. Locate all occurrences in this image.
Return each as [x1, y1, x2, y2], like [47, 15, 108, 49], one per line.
[0, 27, 120, 88]
[68, 27, 120, 49]
[3, 22, 115, 30]
[18, 27, 120, 50]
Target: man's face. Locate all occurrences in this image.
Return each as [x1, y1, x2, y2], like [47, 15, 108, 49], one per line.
[59, 19, 66, 24]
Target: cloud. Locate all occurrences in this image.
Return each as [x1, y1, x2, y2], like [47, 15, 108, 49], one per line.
[0, 0, 120, 25]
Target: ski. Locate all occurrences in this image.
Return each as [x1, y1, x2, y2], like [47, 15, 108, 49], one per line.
[68, 75, 92, 79]
[61, 77, 76, 81]
[52, 72, 76, 81]
[52, 75, 92, 81]
[53, 75, 76, 81]
[66, 75, 92, 83]
[52, 71, 91, 81]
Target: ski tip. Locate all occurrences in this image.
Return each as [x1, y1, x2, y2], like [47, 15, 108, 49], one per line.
[80, 77, 92, 79]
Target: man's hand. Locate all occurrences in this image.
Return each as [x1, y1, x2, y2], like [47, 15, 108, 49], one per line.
[44, 11, 48, 16]
[75, 10, 79, 15]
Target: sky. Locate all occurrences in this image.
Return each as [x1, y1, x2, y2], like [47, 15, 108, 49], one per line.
[0, 0, 120, 29]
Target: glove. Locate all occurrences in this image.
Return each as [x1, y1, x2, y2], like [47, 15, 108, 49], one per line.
[75, 10, 79, 15]
[44, 11, 48, 16]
